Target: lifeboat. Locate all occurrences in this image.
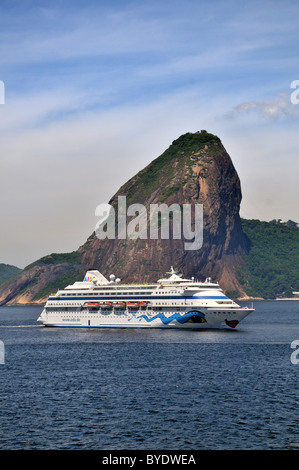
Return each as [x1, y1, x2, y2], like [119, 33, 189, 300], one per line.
[83, 301, 101, 308]
[127, 302, 140, 307]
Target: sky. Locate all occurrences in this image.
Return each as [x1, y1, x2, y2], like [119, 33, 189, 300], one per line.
[0, 0, 298, 268]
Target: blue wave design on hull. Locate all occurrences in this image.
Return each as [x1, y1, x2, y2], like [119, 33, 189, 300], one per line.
[137, 310, 206, 325]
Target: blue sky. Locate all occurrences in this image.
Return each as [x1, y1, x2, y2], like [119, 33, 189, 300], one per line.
[0, 0, 298, 267]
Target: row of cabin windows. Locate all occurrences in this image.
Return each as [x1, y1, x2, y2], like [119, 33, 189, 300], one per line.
[47, 308, 236, 315]
[59, 294, 182, 300]
[60, 290, 179, 296]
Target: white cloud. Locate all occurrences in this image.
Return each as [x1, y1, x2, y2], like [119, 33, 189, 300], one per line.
[232, 93, 299, 119]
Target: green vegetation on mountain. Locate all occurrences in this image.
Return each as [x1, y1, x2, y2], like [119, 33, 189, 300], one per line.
[238, 219, 299, 299]
[32, 266, 86, 301]
[121, 131, 221, 205]
[26, 251, 85, 300]
[26, 251, 82, 269]
[0, 263, 22, 286]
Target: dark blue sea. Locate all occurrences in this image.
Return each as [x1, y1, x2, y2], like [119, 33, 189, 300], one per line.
[0, 301, 298, 450]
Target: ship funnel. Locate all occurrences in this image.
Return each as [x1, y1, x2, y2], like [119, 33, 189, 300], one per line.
[83, 270, 109, 285]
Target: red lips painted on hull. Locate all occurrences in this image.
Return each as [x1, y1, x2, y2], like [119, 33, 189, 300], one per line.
[225, 319, 239, 328]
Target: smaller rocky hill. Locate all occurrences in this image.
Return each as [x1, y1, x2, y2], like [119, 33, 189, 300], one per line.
[0, 263, 22, 286]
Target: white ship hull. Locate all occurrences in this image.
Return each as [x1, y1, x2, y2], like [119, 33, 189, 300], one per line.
[37, 267, 254, 330]
[37, 306, 252, 329]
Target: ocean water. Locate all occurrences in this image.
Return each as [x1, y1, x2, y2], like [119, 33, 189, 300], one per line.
[0, 301, 298, 450]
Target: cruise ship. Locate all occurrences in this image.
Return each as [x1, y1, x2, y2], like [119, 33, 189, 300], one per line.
[37, 267, 254, 329]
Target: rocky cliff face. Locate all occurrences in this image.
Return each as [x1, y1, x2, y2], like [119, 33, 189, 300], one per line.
[80, 131, 249, 291]
[0, 131, 250, 305]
